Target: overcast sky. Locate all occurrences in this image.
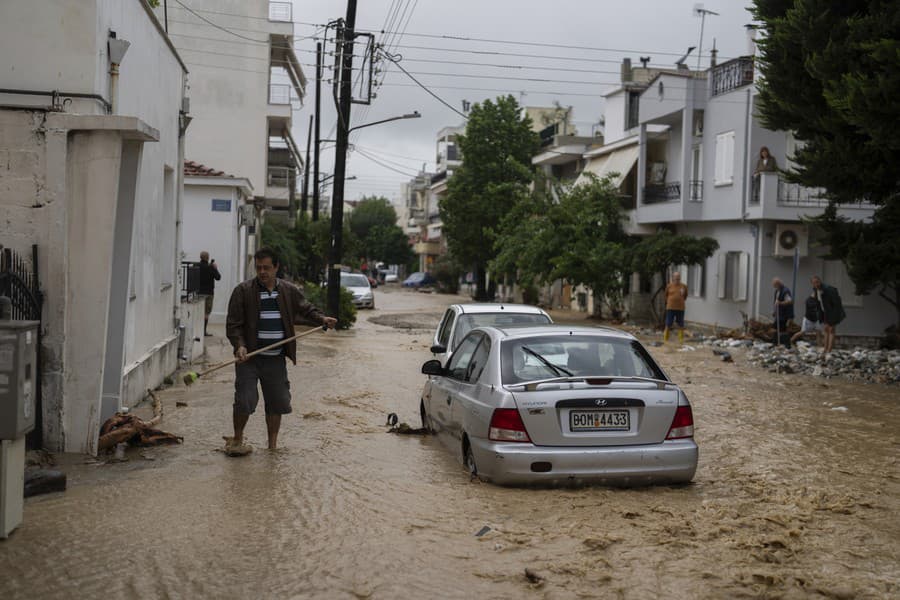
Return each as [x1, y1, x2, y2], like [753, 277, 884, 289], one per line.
[287, 0, 756, 203]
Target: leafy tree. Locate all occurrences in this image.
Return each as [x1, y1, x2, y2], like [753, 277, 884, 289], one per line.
[348, 196, 410, 266]
[260, 218, 307, 279]
[432, 254, 463, 294]
[441, 95, 539, 300]
[754, 0, 900, 324]
[629, 231, 719, 325]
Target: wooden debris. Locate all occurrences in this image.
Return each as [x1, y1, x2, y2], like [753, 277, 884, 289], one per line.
[97, 389, 182, 451]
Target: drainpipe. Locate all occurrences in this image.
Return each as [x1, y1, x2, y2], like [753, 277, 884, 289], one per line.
[107, 32, 130, 114]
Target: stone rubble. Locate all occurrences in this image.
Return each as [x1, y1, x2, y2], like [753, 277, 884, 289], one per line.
[694, 336, 900, 384]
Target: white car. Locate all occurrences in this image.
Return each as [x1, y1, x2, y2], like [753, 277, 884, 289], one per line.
[419, 325, 698, 486]
[384, 273, 399, 283]
[340, 272, 374, 309]
[431, 303, 552, 365]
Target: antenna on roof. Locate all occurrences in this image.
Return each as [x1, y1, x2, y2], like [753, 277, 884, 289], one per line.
[693, 3, 720, 70]
[675, 46, 696, 69]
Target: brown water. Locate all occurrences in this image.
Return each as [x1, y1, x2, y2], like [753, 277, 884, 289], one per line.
[1, 288, 898, 599]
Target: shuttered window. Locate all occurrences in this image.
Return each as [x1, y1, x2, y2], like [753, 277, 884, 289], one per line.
[714, 131, 735, 186]
[717, 251, 749, 301]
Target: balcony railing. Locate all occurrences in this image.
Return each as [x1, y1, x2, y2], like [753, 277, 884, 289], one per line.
[778, 179, 828, 206]
[643, 182, 681, 204]
[689, 180, 703, 202]
[711, 57, 755, 97]
[268, 1, 292, 22]
[269, 83, 291, 105]
[267, 165, 295, 188]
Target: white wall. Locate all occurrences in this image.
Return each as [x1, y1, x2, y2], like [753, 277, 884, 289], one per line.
[604, 91, 627, 143]
[182, 183, 247, 319]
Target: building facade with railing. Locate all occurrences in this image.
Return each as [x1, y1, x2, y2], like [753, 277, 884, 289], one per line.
[627, 53, 891, 337]
[160, 0, 306, 218]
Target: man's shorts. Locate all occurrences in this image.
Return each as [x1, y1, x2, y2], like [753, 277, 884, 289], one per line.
[665, 309, 685, 328]
[202, 294, 214, 316]
[233, 355, 292, 415]
[801, 318, 824, 333]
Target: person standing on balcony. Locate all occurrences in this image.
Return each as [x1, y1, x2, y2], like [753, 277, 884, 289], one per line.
[811, 275, 845, 355]
[197, 251, 220, 337]
[663, 271, 689, 344]
[753, 146, 777, 176]
[772, 277, 794, 347]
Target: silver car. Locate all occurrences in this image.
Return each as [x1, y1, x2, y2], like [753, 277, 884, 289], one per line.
[431, 303, 552, 365]
[419, 325, 698, 486]
[340, 272, 374, 309]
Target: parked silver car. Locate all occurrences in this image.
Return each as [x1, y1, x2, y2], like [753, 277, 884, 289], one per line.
[419, 325, 697, 486]
[431, 303, 552, 365]
[340, 272, 374, 309]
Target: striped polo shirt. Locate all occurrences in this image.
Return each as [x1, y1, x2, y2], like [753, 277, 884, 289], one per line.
[257, 285, 285, 356]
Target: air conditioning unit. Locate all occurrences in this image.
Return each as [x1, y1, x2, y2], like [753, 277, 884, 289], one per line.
[774, 224, 808, 257]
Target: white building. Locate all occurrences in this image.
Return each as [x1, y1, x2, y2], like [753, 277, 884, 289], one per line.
[182, 161, 255, 320]
[0, 0, 192, 453]
[160, 0, 306, 221]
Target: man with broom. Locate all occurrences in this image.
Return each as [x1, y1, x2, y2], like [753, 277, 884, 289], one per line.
[224, 248, 336, 456]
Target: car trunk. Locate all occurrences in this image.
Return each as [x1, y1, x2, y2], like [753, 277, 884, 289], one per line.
[511, 382, 678, 447]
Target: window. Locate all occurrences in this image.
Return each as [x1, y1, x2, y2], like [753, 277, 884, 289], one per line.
[446, 334, 481, 380]
[451, 312, 551, 349]
[688, 263, 705, 298]
[436, 309, 455, 348]
[717, 251, 748, 301]
[714, 131, 735, 186]
[822, 260, 863, 307]
[465, 337, 491, 383]
[626, 90, 641, 130]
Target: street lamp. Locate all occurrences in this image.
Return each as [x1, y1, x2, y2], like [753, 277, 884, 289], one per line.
[347, 111, 421, 134]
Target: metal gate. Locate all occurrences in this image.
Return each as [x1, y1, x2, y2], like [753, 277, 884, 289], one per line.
[0, 245, 43, 448]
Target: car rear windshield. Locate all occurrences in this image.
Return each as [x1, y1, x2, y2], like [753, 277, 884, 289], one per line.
[500, 335, 665, 384]
[340, 274, 369, 287]
[452, 313, 550, 348]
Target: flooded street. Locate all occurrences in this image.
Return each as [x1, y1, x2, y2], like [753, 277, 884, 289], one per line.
[2, 287, 899, 599]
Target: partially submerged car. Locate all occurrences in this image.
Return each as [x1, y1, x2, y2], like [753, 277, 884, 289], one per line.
[419, 325, 697, 486]
[431, 303, 552, 364]
[402, 271, 436, 288]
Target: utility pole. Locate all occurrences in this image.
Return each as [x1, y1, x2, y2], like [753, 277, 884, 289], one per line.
[312, 42, 323, 222]
[301, 114, 312, 215]
[327, 1, 357, 318]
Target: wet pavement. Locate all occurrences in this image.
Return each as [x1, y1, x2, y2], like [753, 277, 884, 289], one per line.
[1, 287, 899, 599]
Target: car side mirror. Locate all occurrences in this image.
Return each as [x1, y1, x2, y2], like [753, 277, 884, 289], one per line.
[430, 344, 446, 354]
[421, 359, 444, 376]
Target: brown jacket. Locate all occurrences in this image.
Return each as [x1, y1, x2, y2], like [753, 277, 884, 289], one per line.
[226, 278, 326, 364]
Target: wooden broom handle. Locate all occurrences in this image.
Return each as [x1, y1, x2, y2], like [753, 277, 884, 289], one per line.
[198, 326, 327, 378]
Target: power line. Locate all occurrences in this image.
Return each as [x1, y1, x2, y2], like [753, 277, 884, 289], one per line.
[380, 51, 468, 119]
[354, 148, 420, 177]
[170, 0, 269, 43]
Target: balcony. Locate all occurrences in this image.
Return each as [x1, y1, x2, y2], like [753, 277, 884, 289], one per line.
[269, 83, 291, 105]
[268, 2, 292, 22]
[711, 57, 754, 97]
[265, 166, 294, 207]
[643, 182, 681, 204]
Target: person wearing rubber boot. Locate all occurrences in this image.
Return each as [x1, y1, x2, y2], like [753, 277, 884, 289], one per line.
[663, 271, 688, 344]
[224, 248, 336, 456]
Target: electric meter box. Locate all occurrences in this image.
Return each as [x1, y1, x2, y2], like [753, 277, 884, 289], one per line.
[0, 321, 39, 440]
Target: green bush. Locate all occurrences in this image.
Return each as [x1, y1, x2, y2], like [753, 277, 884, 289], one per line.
[432, 255, 462, 294]
[302, 282, 357, 330]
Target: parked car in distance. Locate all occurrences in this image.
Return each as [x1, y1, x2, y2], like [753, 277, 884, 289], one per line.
[384, 272, 399, 283]
[340, 272, 374, 309]
[431, 303, 552, 365]
[402, 271, 436, 288]
[419, 325, 697, 486]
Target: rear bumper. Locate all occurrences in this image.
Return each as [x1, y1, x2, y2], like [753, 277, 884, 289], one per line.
[468, 437, 698, 486]
[351, 297, 374, 308]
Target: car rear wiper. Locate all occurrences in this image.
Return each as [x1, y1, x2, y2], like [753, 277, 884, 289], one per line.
[521, 345, 573, 377]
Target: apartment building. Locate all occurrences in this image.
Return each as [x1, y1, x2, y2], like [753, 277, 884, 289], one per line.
[161, 0, 306, 220]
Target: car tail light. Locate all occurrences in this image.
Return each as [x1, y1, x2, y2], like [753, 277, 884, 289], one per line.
[489, 408, 531, 442]
[666, 405, 694, 440]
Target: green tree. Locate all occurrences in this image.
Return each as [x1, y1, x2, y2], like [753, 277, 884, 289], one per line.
[754, 0, 900, 324]
[441, 95, 539, 300]
[629, 231, 719, 325]
[348, 196, 411, 266]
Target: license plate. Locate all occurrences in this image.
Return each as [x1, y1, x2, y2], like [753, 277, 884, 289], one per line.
[569, 410, 630, 432]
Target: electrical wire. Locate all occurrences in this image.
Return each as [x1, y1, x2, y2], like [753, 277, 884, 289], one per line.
[379, 51, 468, 119]
[170, 1, 269, 43]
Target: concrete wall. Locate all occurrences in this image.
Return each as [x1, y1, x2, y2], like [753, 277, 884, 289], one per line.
[0, 0, 186, 452]
[604, 91, 627, 144]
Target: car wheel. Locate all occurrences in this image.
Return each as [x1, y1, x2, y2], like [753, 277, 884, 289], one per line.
[463, 438, 478, 478]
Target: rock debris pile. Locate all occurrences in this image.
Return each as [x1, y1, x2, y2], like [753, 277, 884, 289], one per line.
[698, 337, 900, 384]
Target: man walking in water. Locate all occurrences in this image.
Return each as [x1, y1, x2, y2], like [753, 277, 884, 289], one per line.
[197, 251, 220, 336]
[225, 248, 336, 456]
[663, 271, 689, 344]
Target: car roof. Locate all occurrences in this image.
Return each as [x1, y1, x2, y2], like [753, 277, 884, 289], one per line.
[483, 324, 638, 341]
[452, 303, 549, 316]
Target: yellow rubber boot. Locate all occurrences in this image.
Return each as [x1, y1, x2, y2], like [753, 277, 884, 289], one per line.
[663, 328, 670, 342]
[678, 329, 684, 344]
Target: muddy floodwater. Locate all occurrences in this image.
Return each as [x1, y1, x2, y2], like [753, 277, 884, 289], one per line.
[2, 288, 899, 599]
